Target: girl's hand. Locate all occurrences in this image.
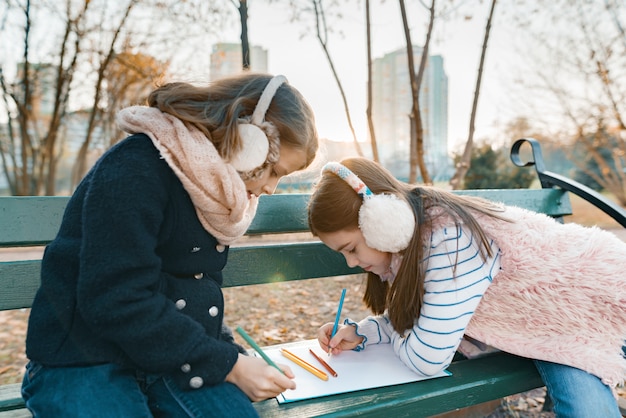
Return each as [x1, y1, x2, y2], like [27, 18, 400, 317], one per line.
[225, 354, 296, 401]
[317, 322, 364, 355]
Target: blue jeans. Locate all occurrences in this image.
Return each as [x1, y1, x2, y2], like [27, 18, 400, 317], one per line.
[534, 359, 622, 418]
[21, 361, 259, 418]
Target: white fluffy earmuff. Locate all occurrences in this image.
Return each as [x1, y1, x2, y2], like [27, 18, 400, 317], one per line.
[231, 75, 287, 172]
[323, 162, 415, 253]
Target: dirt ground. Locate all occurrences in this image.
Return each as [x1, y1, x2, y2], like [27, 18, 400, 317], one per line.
[1, 194, 625, 416]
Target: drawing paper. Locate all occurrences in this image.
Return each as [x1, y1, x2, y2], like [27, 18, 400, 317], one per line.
[257, 339, 451, 403]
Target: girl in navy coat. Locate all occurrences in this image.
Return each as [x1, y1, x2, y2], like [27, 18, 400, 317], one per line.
[22, 73, 319, 417]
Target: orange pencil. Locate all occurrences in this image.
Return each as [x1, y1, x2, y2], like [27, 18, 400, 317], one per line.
[280, 349, 329, 381]
[309, 349, 338, 377]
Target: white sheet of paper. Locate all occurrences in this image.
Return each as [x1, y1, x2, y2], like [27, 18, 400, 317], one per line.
[258, 339, 451, 403]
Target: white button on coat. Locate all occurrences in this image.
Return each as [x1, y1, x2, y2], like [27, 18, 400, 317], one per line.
[181, 363, 191, 373]
[208, 306, 219, 317]
[189, 376, 203, 389]
[194, 272, 203, 279]
[175, 299, 186, 310]
[216, 244, 226, 253]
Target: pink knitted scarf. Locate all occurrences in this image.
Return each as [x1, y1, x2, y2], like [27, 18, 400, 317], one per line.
[116, 106, 258, 245]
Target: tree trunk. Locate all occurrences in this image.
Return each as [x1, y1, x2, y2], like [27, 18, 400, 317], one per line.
[72, 1, 136, 189]
[400, 0, 433, 185]
[312, 0, 363, 157]
[365, 0, 379, 162]
[449, 0, 497, 190]
[239, 0, 250, 70]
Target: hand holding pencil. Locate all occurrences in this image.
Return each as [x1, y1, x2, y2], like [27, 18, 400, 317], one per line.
[317, 321, 364, 355]
[317, 288, 364, 355]
[231, 327, 296, 400]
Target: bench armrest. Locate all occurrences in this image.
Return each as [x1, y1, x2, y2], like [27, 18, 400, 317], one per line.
[511, 138, 626, 228]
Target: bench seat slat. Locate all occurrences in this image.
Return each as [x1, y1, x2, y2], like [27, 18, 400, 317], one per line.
[253, 352, 542, 417]
[0, 384, 25, 412]
[0, 353, 542, 418]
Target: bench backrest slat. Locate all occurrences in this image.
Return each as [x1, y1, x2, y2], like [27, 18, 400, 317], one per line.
[0, 197, 70, 246]
[0, 261, 41, 310]
[224, 242, 362, 287]
[0, 189, 572, 247]
[454, 189, 571, 216]
[0, 189, 572, 311]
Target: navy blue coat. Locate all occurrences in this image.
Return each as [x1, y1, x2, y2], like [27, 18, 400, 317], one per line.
[26, 134, 244, 390]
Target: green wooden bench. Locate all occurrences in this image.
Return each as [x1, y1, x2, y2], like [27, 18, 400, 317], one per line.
[1, 138, 624, 417]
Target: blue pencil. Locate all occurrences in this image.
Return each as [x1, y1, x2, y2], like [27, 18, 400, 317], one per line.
[329, 288, 347, 355]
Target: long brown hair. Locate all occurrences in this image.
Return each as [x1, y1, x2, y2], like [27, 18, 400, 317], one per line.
[146, 73, 319, 169]
[308, 157, 507, 333]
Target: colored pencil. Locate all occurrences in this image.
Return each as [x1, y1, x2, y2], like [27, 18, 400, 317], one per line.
[235, 326, 284, 374]
[309, 349, 338, 377]
[280, 348, 328, 381]
[329, 288, 347, 356]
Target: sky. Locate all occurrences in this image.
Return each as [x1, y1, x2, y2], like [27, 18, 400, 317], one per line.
[0, 1, 521, 155]
[204, 1, 516, 155]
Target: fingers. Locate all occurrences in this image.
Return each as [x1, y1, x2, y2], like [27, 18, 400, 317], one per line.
[274, 368, 296, 391]
[317, 322, 334, 353]
[327, 324, 362, 354]
[277, 363, 296, 380]
[328, 333, 343, 355]
[320, 323, 349, 354]
[246, 366, 296, 402]
[228, 355, 296, 401]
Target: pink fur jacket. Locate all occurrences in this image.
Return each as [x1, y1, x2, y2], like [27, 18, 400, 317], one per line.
[452, 205, 626, 388]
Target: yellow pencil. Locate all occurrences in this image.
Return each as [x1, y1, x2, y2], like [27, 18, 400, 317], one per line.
[280, 349, 329, 381]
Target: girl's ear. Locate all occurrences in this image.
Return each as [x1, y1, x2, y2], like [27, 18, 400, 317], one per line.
[359, 193, 415, 253]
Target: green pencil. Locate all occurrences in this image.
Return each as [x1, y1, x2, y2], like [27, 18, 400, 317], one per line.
[235, 326, 284, 374]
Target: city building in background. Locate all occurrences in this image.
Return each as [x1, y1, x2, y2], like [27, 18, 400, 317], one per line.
[209, 42, 268, 80]
[371, 46, 451, 181]
[207, 42, 451, 186]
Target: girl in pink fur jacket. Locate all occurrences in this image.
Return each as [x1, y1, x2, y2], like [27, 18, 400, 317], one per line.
[308, 157, 626, 418]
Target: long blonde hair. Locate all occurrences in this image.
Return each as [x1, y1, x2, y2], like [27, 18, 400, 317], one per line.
[147, 73, 319, 170]
[308, 157, 507, 333]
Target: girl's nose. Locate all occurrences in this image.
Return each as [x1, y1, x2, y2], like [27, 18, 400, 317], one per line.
[344, 254, 358, 268]
[262, 184, 275, 195]
[262, 177, 280, 195]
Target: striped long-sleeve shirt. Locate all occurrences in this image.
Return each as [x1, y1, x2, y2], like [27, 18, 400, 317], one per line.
[347, 224, 501, 377]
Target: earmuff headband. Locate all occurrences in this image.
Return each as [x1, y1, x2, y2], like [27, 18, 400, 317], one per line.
[251, 75, 287, 125]
[323, 162, 372, 197]
[322, 161, 416, 253]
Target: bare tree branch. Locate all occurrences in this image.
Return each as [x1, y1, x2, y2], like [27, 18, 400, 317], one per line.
[400, 0, 434, 184]
[311, 0, 363, 156]
[71, 0, 138, 188]
[365, 0, 379, 162]
[449, 0, 496, 190]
